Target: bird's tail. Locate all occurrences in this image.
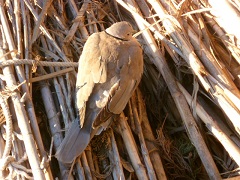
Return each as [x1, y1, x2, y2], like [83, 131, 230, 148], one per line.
[55, 120, 90, 164]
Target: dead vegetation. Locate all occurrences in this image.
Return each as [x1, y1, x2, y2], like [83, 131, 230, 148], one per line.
[0, 0, 240, 179]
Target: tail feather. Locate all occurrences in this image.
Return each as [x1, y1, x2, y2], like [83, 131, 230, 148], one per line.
[55, 120, 90, 164]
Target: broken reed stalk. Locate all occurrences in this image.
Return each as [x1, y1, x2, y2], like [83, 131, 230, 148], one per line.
[30, 67, 75, 83]
[160, 0, 240, 134]
[38, 36, 68, 177]
[202, 0, 240, 48]
[81, 152, 93, 179]
[177, 82, 240, 166]
[177, 1, 240, 110]
[64, 0, 90, 44]
[109, 129, 125, 180]
[24, 0, 69, 62]
[118, 113, 148, 179]
[21, 0, 32, 84]
[202, 13, 240, 66]
[75, 157, 85, 180]
[31, 0, 53, 44]
[39, 79, 72, 178]
[55, 66, 75, 122]
[51, 71, 70, 126]
[135, 89, 167, 180]
[130, 93, 157, 180]
[85, 146, 97, 180]
[146, 1, 240, 132]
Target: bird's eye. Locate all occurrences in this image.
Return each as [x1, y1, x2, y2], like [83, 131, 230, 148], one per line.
[127, 33, 130, 35]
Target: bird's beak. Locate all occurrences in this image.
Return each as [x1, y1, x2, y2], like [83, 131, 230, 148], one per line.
[132, 30, 137, 36]
[133, 30, 141, 38]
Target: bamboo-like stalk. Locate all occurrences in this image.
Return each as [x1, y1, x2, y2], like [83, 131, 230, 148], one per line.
[24, 0, 69, 62]
[93, 153, 100, 176]
[202, 13, 240, 65]
[81, 151, 93, 179]
[204, 0, 240, 48]
[147, 0, 240, 136]
[14, 0, 23, 60]
[162, 1, 240, 100]
[186, 23, 240, 113]
[177, 82, 240, 166]
[31, 0, 53, 44]
[64, 0, 90, 44]
[118, 113, 148, 179]
[55, 66, 75, 122]
[39, 80, 67, 178]
[109, 129, 125, 180]
[9, 0, 52, 176]
[30, 67, 74, 83]
[49, 66, 71, 126]
[85, 146, 97, 180]
[67, 0, 90, 40]
[130, 93, 157, 180]
[5, 1, 53, 176]
[10, 103, 26, 167]
[0, 1, 45, 179]
[1, 37, 44, 179]
[76, 157, 86, 180]
[136, 89, 167, 180]
[21, 0, 31, 83]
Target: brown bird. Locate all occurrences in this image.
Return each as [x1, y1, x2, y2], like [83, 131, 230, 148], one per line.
[55, 21, 143, 164]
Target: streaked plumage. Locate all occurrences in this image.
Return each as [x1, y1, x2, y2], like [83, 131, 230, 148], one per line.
[55, 21, 143, 164]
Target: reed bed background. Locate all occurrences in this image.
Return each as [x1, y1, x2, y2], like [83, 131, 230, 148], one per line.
[0, 0, 239, 179]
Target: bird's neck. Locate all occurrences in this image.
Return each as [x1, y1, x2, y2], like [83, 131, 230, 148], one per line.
[104, 31, 129, 41]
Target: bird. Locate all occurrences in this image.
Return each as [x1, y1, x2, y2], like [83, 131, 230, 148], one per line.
[55, 21, 143, 164]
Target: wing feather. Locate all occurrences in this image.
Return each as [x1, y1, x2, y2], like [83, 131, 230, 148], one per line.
[108, 43, 143, 114]
[108, 79, 136, 114]
[76, 33, 107, 127]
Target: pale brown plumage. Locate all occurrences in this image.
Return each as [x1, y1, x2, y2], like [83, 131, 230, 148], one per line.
[55, 21, 143, 164]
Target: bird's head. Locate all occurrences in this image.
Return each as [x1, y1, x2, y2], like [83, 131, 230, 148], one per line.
[105, 21, 135, 41]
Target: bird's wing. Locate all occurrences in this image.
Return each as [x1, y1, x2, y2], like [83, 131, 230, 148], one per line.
[76, 33, 107, 127]
[55, 33, 109, 163]
[108, 41, 143, 114]
[93, 41, 143, 128]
